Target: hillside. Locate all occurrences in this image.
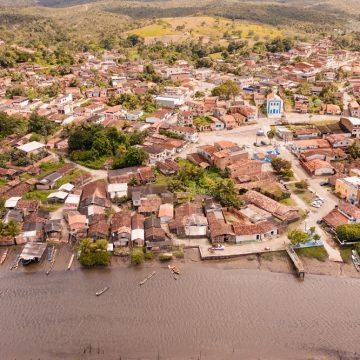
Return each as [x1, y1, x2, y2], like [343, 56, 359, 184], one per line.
[126, 16, 284, 45]
[0, 0, 359, 50]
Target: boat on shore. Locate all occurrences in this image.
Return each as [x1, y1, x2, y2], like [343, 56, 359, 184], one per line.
[96, 287, 110, 296]
[352, 250, 360, 272]
[0, 249, 8, 265]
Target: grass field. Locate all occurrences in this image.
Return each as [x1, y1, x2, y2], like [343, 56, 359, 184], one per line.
[339, 246, 353, 264]
[130, 24, 177, 37]
[127, 16, 283, 43]
[296, 247, 328, 262]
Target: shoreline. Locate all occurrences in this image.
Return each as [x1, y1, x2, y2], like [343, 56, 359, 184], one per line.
[2, 246, 360, 280]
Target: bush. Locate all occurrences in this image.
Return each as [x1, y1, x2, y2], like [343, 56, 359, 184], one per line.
[173, 249, 184, 259]
[78, 239, 112, 267]
[131, 248, 144, 265]
[159, 253, 172, 262]
[144, 251, 154, 260]
[336, 223, 360, 243]
[295, 247, 328, 262]
[294, 180, 309, 191]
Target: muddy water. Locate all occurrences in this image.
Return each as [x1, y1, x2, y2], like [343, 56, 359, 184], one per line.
[1, 264, 360, 360]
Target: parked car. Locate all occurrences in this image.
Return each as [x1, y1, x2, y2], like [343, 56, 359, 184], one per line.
[320, 181, 329, 187]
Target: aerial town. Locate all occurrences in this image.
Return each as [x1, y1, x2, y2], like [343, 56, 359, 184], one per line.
[1, 37, 360, 276]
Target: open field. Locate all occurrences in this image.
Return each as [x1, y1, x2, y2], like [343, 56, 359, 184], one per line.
[127, 16, 284, 43]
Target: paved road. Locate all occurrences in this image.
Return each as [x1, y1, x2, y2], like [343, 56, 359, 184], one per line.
[280, 145, 342, 262]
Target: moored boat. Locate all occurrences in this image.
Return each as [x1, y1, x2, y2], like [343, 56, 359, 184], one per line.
[96, 287, 110, 296]
[168, 265, 180, 275]
[352, 250, 360, 272]
[139, 271, 156, 286]
[0, 248, 8, 265]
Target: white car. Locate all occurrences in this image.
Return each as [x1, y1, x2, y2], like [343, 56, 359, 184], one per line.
[312, 201, 321, 208]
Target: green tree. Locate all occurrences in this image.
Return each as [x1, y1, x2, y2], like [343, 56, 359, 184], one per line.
[211, 80, 240, 100]
[288, 229, 309, 245]
[347, 143, 360, 159]
[131, 248, 144, 265]
[294, 180, 309, 191]
[126, 34, 144, 47]
[320, 83, 338, 104]
[78, 238, 111, 267]
[336, 224, 360, 243]
[113, 147, 149, 169]
[271, 157, 291, 175]
[92, 133, 112, 157]
[213, 179, 241, 208]
[267, 129, 275, 144]
[28, 112, 57, 137]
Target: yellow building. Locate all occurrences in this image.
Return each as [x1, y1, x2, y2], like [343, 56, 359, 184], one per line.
[335, 177, 360, 204]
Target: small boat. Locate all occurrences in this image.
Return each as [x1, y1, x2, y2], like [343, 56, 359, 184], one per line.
[0, 249, 8, 265]
[47, 247, 53, 261]
[352, 250, 360, 272]
[96, 287, 110, 296]
[168, 265, 180, 275]
[67, 254, 74, 271]
[352, 249, 360, 261]
[139, 271, 156, 286]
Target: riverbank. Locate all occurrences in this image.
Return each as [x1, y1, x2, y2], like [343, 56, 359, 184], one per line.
[2, 245, 360, 280]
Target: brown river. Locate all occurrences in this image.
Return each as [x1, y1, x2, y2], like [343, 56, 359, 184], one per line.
[1, 264, 360, 360]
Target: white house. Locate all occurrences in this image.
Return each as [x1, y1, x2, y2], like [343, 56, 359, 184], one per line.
[155, 95, 185, 108]
[266, 92, 283, 118]
[107, 183, 128, 200]
[17, 141, 45, 155]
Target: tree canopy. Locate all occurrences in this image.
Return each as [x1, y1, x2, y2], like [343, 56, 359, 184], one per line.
[78, 238, 111, 266]
[0, 111, 27, 139]
[28, 112, 58, 137]
[271, 157, 293, 178]
[288, 229, 309, 245]
[211, 80, 240, 99]
[67, 123, 149, 169]
[336, 224, 360, 244]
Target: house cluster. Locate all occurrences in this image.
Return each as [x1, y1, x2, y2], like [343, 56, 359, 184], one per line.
[283, 120, 358, 177]
[187, 140, 286, 198]
[168, 191, 299, 244]
[0, 162, 93, 245]
[322, 161, 360, 236]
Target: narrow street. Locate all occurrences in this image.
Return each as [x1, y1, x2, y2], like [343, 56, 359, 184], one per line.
[280, 145, 342, 262]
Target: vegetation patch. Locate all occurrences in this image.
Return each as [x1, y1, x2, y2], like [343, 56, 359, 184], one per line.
[129, 24, 177, 37]
[339, 246, 353, 264]
[173, 248, 184, 259]
[296, 247, 328, 262]
[159, 253, 173, 262]
[131, 248, 145, 265]
[78, 239, 111, 267]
